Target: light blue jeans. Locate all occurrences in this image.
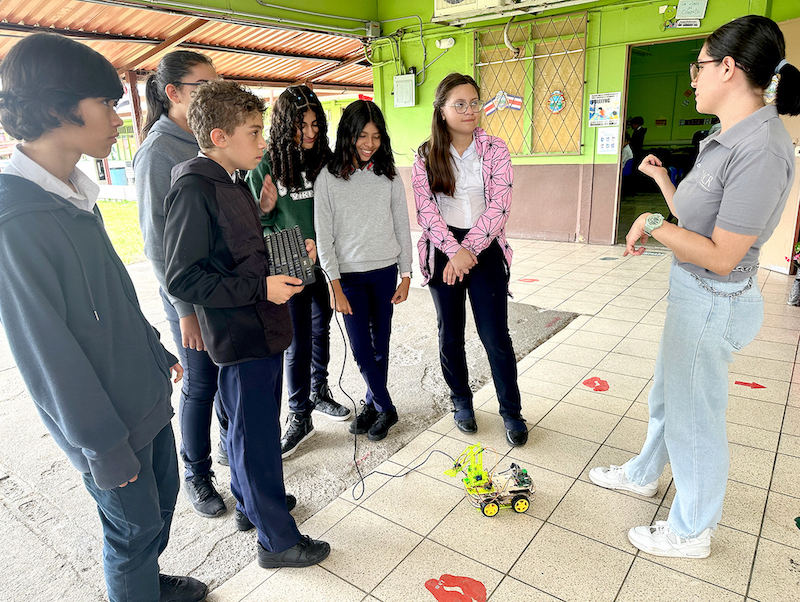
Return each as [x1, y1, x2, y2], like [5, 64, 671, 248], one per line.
[625, 262, 763, 538]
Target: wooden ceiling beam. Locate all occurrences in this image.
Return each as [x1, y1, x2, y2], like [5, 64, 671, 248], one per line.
[116, 18, 209, 74]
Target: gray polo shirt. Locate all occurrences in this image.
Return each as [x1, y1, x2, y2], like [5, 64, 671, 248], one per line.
[673, 105, 795, 282]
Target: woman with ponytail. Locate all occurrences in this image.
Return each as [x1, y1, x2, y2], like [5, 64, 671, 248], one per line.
[132, 51, 231, 519]
[590, 15, 799, 559]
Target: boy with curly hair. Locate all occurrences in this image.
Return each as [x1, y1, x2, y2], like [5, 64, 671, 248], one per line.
[163, 80, 330, 568]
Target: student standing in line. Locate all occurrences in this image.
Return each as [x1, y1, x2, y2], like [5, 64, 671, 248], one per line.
[133, 50, 231, 519]
[163, 80, 330, 569]
[412, 73, 528, 447]
[0, 33, 206, 602]
[590, 15, 800, 559]
[246, 85, 351, 460]
[314, 100, 413, 442]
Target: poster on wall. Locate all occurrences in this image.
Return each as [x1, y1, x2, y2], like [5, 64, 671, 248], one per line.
[588, 92, 621, 127]
[596, 127, 619, 155]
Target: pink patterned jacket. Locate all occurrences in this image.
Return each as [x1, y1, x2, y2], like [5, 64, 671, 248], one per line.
[412, 127, 514, 286]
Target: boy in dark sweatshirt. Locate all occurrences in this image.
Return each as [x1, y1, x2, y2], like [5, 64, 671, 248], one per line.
[0, 33, 207, 602]
[162, 80, 330, 569]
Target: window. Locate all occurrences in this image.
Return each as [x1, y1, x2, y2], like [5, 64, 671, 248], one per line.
[476, 12, 586, 155]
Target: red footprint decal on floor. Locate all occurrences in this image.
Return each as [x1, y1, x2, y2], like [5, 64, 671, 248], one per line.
[583, 376, 609, 392]
[425, 574, 487, 602]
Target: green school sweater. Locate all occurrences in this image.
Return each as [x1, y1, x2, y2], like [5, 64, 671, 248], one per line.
[246, 153, 316, 241]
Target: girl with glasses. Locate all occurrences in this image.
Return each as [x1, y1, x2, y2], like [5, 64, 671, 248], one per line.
[590, 15, 800, 559]
[412, 72, 528, 447]
[314, 100, 413, 442]
[133, 51, 231, 519]
[245, 85, 352, 460]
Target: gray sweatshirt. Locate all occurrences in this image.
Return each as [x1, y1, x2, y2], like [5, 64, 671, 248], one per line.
[133, 114, 199, 317]
[314, 167, 412, 281]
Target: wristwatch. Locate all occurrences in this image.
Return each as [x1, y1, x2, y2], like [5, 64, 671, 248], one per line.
[643, 213, 664, 235]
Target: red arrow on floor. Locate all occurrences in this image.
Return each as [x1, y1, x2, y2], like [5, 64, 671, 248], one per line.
[734, 381, 766, 389]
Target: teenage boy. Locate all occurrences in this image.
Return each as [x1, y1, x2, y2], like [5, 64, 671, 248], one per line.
[162, 80, 330, 568]
[0, 33, 207, 602]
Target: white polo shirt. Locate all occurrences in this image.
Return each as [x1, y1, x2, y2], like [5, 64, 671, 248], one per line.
[436, 140, 486, 229]
[673, 105, 795, 282]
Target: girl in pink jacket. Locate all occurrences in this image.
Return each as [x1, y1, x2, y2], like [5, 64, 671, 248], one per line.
[412, 73, 527, 447]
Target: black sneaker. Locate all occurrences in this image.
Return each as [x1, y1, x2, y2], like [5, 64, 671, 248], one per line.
[234, 495, 297, 531]
[159, 574, 208, 602]
[216, 441, 229, 466]
[281, 412, 314, 459]
[349, 402, 379, 434]
[185, 473, 226, 518]
[368, 408, 399, 441]
[257, 535, 331, 569]
[311, 383, 352, 421]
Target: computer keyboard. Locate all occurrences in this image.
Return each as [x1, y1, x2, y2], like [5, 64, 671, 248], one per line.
[264, 225, 316, 285]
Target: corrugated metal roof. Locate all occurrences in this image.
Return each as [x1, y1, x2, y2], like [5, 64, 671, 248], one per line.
[0, 0, 373, 91]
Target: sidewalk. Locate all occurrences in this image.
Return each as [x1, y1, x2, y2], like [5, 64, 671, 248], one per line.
[206, 239, 800, 602]
[2, 237, 799, 601]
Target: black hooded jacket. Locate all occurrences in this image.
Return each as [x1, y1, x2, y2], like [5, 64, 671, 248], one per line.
[163, 157, 292, 365]
[0, 174, 176, 490]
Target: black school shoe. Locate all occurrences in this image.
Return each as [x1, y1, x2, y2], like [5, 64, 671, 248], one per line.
[368, 408, 399, 441]
[506, 428, 529, 447]
[159, 574, 208, 602]
[184, 473, 226, 518]
[454, 417, 478, 434]
[257, 535, 331, 569]
[349, 403, 379, 434]
[234, 495, 297, 531]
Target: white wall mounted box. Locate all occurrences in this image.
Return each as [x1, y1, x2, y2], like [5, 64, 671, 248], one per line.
[393, 74, 416, 108]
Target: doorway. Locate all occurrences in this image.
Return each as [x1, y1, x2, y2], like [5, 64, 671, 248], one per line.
[616, 37, 709, 244]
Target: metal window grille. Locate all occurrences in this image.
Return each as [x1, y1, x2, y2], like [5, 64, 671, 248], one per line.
[475, 12, 586, 156]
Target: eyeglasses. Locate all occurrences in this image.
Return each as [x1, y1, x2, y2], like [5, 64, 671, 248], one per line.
[689, 59, 720, 80]
[178, 80, 213, 98]
[446, 100, 485, 114]
[689, 58, 749, 80]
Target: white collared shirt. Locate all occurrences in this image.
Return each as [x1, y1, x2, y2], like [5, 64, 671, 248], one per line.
[3, 145, 99, 212]
[435, 140, 485, 229]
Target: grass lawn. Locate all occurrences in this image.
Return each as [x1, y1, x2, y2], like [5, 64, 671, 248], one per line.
[98, 199, 146, 265]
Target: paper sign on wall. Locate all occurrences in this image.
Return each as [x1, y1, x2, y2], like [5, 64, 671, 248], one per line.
[588, 92, 621, 127]
[596, 127, 619, 155]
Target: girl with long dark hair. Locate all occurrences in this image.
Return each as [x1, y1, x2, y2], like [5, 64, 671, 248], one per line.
[314, 100, 413, 442]
[412, 73, 528, 447]
[590, 15, 800, 558]
[133, 51, 230, 519]
[246, 85, 351, 460]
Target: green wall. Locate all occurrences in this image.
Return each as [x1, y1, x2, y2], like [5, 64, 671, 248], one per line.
[367, 0, 800, 166]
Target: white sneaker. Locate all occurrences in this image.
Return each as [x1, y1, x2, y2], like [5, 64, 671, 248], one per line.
[628, 521, 712, 558]
[589, 463, 658, 497]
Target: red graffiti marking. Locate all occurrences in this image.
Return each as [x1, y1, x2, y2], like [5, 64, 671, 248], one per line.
[519, 278, 539, 283]
[425, 575, 486, 602]
[348, 451, 372, 467]
[734, 381, 766, 389]
[545, 317, 561, 328]
[583, 377, 610, 392]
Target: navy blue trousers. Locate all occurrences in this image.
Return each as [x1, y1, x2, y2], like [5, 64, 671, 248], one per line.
[83, 424, 179, 602]
[428, 235, 524, 432]
[218, 354, 301, 553]
[161, 289, 228, 479]
[340, 265, 398, 413]
[285, 266, 333, 415]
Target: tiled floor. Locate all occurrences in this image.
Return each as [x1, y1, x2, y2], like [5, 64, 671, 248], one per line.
[208, 238, 800, 602]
